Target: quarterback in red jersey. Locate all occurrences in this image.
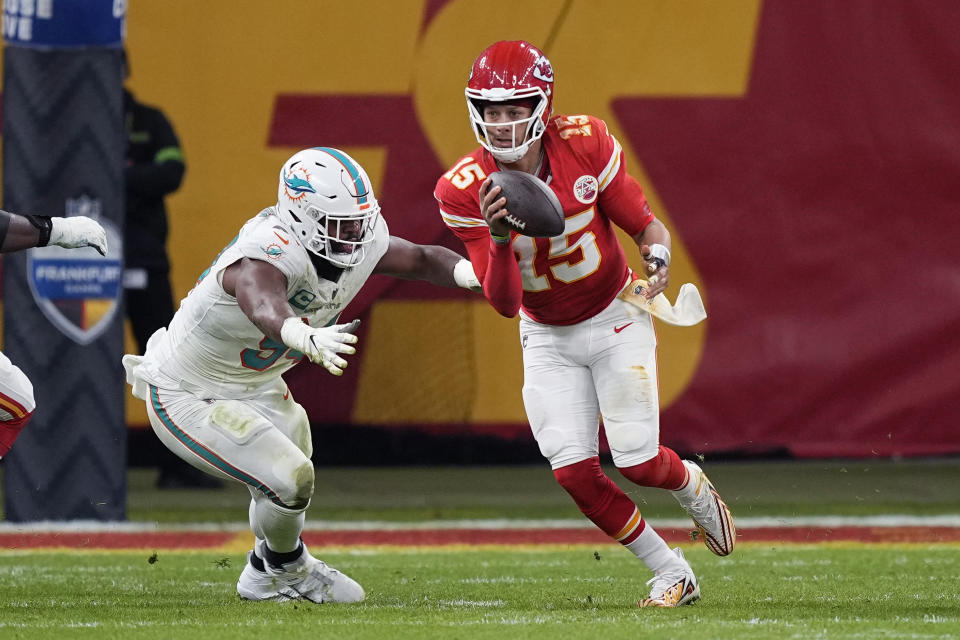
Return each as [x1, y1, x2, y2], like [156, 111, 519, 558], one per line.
[435, 40, 735, 608]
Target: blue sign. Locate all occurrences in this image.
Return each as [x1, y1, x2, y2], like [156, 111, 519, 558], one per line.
[31, 258, 122, 299]
[3, 0, 126, 48]
[26, 217, 123, 345]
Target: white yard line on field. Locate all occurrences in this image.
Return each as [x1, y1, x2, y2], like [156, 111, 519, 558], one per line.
[1, 514, 959, 533]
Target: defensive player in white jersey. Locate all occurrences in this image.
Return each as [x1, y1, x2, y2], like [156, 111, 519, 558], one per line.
[123, 147, 480, 604]
[0, 210, 107, 459]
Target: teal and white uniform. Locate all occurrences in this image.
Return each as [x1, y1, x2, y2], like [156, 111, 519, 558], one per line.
[122, 205, 388, 506]
[125, 206, 388, 400]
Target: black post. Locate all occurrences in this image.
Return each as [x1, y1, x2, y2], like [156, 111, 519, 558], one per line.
[2, 2, 127, 521]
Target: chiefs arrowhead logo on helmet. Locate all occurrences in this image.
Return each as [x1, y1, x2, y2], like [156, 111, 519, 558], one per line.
[532, 54, 554, 83]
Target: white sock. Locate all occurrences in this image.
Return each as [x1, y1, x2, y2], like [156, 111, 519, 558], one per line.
[252, 495, 305, 553]
[672, 461, 699, 502]
[625, 524, 683, 574]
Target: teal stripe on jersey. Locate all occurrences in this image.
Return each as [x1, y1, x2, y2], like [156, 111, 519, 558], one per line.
[148, 385, 287, 507]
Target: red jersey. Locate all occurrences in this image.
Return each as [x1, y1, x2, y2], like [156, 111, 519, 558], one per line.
[435, 114, 654, 325]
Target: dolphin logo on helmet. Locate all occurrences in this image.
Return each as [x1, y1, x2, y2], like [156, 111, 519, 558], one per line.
[282, 173, 317, 198]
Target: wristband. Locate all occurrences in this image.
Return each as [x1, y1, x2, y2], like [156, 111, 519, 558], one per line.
[453, 259, 481, 290]
[646, 243, 671, 267]
[26, 215, 53, 247]
[490, 231, 511, 246]
[279, 316, 310, 351]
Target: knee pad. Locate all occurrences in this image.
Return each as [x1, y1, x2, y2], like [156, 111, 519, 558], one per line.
[617, 445, 685, 489]
[0, 410, 34, 458]
[266, 457, 314, 509]
[287, 459, 315, 509]
[535, 427, 566, 461]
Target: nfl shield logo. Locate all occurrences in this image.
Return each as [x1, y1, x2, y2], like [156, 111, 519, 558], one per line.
[26, 217, 123, 345]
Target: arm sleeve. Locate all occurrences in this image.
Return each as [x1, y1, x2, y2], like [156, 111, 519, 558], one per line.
[126, 108, 186, 199]
[457, 232, 522, 318]
[483, 240, 523, 317]
[599, 171, 655, 236]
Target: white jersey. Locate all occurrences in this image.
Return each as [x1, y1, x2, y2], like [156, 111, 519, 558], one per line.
[126, 206, 389, 399]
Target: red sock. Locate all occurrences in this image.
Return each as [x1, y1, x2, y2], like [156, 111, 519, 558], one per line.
[0, 411, 33, 458]
[553, 457, 646, 545]
[618, 445, 687, 490]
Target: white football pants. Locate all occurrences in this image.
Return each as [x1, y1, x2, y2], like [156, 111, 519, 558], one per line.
[143, 377, 313, 509]
[0, 350, 36, 420]
[520, 296, 661, 470]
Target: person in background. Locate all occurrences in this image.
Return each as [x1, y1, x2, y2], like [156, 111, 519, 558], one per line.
[434, 40, 736, 608]
[122, 51, 219, 489]
[0, 209, 107, 459]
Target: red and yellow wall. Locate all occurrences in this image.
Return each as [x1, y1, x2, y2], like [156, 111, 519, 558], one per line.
[5, 1, 959, 457]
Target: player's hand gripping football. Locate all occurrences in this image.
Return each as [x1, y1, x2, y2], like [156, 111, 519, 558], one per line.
[639, 244, 670, 299]
[280, 317, 361, 376]
[49, 216, 108, 256]
[479, 177, 511, 238]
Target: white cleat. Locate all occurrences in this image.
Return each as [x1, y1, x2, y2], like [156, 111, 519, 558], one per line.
[674, 460, 736, 556]
[237, 541, 364, 604]
[237, 549, 298, 602]
[639, 548, 700, 608]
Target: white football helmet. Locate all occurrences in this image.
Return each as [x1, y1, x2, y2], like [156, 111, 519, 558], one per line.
[276, 147, 380, 268]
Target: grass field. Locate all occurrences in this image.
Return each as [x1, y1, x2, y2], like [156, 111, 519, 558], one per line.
[2, 545, 958, 639]
[117, 457, 960, 523]
[2, 459, 960, 639]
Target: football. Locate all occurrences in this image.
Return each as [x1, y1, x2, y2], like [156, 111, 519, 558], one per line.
[489, 170, 565, 237]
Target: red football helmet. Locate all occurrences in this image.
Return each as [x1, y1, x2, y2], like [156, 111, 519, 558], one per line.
[465, 40, 555, 163]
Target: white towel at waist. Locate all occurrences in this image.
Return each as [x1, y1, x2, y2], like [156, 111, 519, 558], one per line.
[617, 277, 707, 327]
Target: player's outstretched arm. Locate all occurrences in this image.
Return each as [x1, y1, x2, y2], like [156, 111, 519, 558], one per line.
[223, 257, 360, 375]
[0, 210, 107, 255]
[374, 236, 481, 292]
[223, 257, 294, 343]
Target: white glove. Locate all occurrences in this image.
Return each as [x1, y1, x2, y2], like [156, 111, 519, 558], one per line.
[280, 317, 360, 376]
[49, 216, 108, 256]
[453, 259, 482, 293]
